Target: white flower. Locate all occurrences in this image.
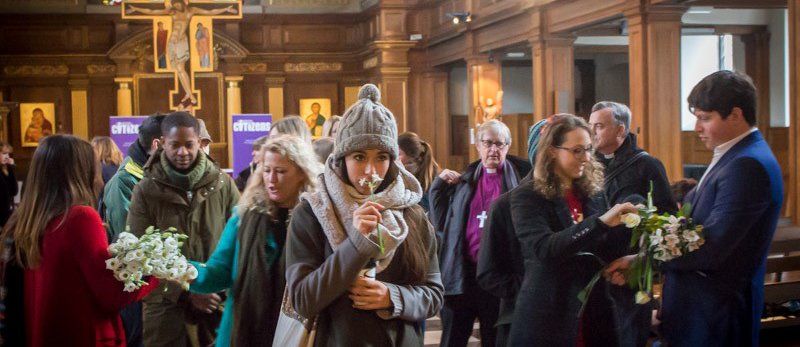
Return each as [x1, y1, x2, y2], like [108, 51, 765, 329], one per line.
[164, 238, 179, 251]
[682, 230, 700, 243]
[649, 229, 664, 247]
[123, 282, 139, 293]
[105, 258, 121, 271]
[621, 213, 641, 228]
[635, 291, 651, 304]
[117, 269, 132, 281]
[370, 173, 383, 184]
[358, 177, 367, 187]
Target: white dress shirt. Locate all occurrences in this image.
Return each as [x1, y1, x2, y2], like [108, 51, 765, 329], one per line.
[696, 127, 758, 189]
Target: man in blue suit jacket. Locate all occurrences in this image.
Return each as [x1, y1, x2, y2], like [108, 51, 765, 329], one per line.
[607, 70, 784, 346]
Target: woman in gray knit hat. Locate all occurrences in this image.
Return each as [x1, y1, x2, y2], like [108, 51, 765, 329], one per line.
[284, 84, 444, 346]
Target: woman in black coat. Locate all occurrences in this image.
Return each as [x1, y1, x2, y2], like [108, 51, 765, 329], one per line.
[508, 114, 639, 346]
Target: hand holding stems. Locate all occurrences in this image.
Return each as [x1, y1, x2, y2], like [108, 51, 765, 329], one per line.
[353, 201, 384, 236]
[599, 202, 643, 227]
[603, 254, 637, 286]
[348, 277, 391, 310]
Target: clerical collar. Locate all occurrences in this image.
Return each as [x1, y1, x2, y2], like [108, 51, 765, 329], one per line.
[603, 153, 615, 159]
[486, 168, 498, 174]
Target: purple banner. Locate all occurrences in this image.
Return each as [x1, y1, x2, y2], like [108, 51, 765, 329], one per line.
[232, 114, 272, 177]
[109, 116, 148, 156]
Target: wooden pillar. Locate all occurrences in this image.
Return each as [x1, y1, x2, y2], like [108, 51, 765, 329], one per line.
[114, 77, 133, 116]
[625, 5, 685, 181]
[225, 76, 243, 117]
[466, 55, 502, 160]
[370, 41, 416, 134]
[789, 0, 800, 224]
[742, 30, 771, 137]
[69, 79, 90, 140]
[0, 102, 17, 144]
[266, 77, 285, 121]
[530, 33, 575, 120]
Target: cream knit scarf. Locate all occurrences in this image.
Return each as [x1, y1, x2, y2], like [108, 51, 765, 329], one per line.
[301, 158, 422, 272]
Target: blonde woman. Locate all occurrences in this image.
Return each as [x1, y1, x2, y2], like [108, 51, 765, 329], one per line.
[91, 136, 124, 184]
[188, 134, 322, 347]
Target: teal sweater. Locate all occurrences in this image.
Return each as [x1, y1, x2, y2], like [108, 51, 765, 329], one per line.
[189, 211, 279, 347]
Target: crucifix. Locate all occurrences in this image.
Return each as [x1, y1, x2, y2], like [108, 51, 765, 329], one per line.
[476, 210, 488, 229]
[122, 0, 241, 112]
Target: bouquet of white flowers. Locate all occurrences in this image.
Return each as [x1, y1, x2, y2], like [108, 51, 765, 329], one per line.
[577, 182, 705, 315]
[618, 185, 705, 304]
[106, 226, 198, 292]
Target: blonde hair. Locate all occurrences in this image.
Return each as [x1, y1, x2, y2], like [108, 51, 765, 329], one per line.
[271, 116, 312, 144]
[2, 135, 100, 268]
[533, 114, 604, 200]
[237, 134, 322, 217]
[91, 136, 124, 166]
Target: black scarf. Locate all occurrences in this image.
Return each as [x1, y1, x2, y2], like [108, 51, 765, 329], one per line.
[126, 139, 150, 167]
[231, 207, 289, 347]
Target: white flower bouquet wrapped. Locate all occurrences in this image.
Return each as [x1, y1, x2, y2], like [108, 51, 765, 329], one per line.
[106, 226, 198, 292]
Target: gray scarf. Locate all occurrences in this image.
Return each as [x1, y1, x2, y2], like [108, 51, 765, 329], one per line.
[301, 158, 422, 272]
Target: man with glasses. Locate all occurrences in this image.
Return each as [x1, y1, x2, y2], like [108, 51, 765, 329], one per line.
[589, 101, 676, 347]
[430, 119, 531, 347]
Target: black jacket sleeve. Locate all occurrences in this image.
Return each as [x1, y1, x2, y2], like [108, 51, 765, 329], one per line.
[477, 194, 522, 299]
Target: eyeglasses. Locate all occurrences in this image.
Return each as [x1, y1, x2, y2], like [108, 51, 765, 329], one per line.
[554, 145, 594, 158]
[480, 140, 507, 149]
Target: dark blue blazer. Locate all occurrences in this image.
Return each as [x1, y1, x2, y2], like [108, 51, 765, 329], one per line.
[661, 130, 783, 347]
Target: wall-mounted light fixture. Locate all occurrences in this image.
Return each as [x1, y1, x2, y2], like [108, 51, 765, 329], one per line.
[447, 12, 472, 25]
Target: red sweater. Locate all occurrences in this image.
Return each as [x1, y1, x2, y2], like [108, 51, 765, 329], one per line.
[24, 205, 158, 347]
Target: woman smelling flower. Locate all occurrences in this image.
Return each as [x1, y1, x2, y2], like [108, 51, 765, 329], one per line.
[284, 84, 443, 346]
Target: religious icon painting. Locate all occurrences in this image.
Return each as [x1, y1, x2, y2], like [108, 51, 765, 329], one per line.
[19, 103, 55, 147]
[190, 16, 213, 72]
[299, 98, 331, 138]
[153, 17, 173, 72]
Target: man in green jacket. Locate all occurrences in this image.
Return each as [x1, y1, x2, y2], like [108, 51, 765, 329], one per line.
[103, 114, 165, 243]
[127, 112, 240, 347]
[101, 113, 164, 347]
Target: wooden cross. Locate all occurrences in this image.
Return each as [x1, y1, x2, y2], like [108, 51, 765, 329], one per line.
[122, 0, 241, 112]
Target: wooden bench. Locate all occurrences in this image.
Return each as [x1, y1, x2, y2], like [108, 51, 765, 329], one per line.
[761, 238, 800, 329]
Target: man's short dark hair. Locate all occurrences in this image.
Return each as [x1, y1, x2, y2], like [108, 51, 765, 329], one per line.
[138, 113, 166, 146]
[687, 70, 757, 126]
[161, 111, 199, 136]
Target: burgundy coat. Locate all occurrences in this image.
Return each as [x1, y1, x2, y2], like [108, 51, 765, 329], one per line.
[24, 205, 158, 347]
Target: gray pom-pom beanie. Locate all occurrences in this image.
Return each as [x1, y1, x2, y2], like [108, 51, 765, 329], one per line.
[333, 84, 399, 160]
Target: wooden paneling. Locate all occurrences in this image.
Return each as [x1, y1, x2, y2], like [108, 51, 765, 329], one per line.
[242, 75, 267, 115]
[789, 0, 800, 224]
[502, 113, 534, 159]
[0, 15, 117, 55]
[89, 79, 115, 137]
[544, 0, 627, 35]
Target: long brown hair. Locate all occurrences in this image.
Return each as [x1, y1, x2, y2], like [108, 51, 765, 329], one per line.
[533, 114, 604, 200]
[398, 132, 439, 192]
[1, 135, 100, 268]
